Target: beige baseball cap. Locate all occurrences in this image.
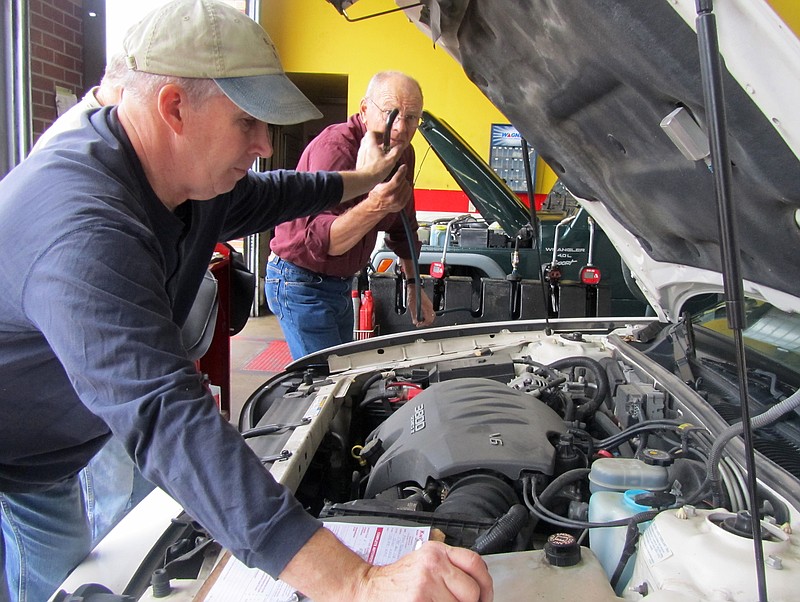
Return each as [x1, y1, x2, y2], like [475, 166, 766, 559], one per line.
[122, 0, 322, 125]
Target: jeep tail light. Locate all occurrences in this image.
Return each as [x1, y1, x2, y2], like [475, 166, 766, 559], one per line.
[376, 258, 395, 273]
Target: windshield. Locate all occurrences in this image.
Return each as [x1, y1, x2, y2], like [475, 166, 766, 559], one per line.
[692, 300, 800, 373]
[688, 299, 800, 481]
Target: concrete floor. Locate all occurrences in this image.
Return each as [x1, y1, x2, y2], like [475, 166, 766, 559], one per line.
[229, 313, 286, 426]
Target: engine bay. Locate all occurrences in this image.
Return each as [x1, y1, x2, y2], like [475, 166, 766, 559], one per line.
[238, 320, 800, 600]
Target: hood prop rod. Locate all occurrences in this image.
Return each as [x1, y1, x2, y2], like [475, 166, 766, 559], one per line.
[521, 137, 552, 333]
[695, 1, 767, 599]
[329, 2, 423, 23]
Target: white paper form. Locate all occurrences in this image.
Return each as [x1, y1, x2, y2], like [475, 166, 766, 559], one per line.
[198, 522, 430, 601]
[324, 522, 430, 566]
[202, 559, 296, 602]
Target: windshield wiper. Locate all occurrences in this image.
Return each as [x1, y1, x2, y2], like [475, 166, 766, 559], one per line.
[669, 313, 697, 386]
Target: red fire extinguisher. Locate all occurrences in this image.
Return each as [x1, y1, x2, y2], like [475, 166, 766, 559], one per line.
[359, 290, 375, 338]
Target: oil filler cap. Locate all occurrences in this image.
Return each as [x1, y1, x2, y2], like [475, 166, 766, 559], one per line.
[359, 437, 384, 466]
[544, 532, 581, 567]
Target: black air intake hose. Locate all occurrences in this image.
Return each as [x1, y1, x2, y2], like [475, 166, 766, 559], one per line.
[434, 474, 517, 520]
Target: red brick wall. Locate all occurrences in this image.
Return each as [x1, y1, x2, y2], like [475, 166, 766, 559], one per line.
[29, 0, 83, 142]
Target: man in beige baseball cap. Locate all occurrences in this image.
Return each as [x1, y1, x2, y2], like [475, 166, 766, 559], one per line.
[122, 0, 322, 125]
[0, 1, 493, 601]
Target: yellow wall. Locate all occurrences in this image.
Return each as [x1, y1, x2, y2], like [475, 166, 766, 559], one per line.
[768, 0, 800, 37]
[259, 0, 556, 196]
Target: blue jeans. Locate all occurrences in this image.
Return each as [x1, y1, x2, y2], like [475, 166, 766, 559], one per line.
[1, 477, 91, 602]
[265, 256, 354, 359]
[80, 437, 154, 546]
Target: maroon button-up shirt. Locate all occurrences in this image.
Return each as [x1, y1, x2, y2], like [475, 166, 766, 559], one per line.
[270, 113, 419, 278]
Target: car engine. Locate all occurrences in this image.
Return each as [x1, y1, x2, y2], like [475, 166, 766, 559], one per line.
[238, 324, 800, 600]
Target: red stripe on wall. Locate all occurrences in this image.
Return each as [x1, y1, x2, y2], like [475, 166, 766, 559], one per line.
[414, 189, 548, 212]
[414, 189, 471, 212]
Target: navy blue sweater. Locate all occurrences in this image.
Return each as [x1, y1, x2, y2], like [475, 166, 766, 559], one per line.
[0, 107, 341, 577]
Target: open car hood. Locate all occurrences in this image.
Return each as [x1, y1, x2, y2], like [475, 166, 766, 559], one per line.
[416, 110, 532, 237]
[393, 0, 800, 321]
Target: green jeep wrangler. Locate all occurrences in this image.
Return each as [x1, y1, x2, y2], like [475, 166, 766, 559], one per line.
[368, 111, 649, 336]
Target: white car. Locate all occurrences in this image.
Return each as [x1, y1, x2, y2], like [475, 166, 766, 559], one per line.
[58, 1, 800, 600]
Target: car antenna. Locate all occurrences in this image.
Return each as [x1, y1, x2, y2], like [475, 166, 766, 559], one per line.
[695, 1, 767, 599]
[520, 136, 552, 335]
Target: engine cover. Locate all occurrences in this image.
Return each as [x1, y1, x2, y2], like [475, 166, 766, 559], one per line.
[363, 378, 566, 498]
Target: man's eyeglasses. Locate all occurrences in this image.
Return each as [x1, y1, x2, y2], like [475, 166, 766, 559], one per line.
[367, 97, 421, 128]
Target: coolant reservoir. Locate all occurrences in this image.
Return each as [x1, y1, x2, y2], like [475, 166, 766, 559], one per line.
[625, 508, 800, 601]
[589, 489, 654, 594]
[589, 457, 670, 493]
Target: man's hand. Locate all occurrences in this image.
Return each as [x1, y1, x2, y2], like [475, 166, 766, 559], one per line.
[339, 139, 405, 206]
[328, 165, 410, 256]
[279, 528, 493, 602]
[356, 541, 494, 602]
[362, 165, 411, 215]
[405, 282, 436, 327]
[356, 130, 402, 181]
[398, 258, 435, 328]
